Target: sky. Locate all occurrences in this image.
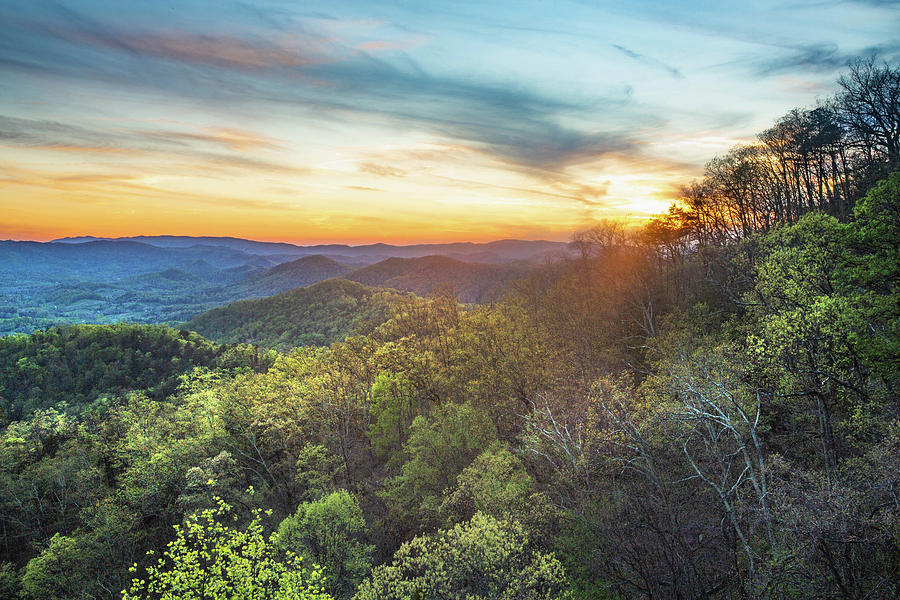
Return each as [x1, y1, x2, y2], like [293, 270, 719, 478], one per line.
[1, 1, 898, 244]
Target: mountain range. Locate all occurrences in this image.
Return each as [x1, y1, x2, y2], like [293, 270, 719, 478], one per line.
[1, 236, 572, 335]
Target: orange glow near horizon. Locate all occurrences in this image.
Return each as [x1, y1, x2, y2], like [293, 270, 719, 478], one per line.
[2, 0, 891, 246]
[1, 138, 694, 245]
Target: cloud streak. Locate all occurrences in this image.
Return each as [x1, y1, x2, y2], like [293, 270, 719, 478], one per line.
[749, 42, 900, 75]
[611, 44, 682, 78]
[0, 116, 302, 174]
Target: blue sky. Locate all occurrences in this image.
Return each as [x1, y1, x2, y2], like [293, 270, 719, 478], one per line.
[1, 0, 898, 242]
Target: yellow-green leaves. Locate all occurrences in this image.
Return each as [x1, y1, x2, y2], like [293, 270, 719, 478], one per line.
[354, 513, 569, 600]
[123, 500, 333, 600]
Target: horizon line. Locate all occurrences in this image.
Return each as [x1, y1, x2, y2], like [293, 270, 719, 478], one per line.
[3, 234, 578, 248]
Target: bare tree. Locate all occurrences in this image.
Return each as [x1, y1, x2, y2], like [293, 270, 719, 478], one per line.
[833, 58, 900, 171]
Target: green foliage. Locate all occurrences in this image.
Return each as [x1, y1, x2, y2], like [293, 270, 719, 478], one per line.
[20, 533, 92, 600]
[0, 324, 236, 420]
[176, 451, 248, 515]
[367, 372, 418, 460]
[0, 407, 104, 561]
[353, 512, 570, 600]
[0, 562, 19, 599]
[276, 490, 373, 598]
[382, 402, 497, 531]
[746, 197, 898, 457]
[440, 442, 555, 533]
[123, 499, 333, 600]
[109, 391, 225, 516]
[185, 279, 406, 351]
[848, 172, 900, 385]
[295, 444, 344, 501]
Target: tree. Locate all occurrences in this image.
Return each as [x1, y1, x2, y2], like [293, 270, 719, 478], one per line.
[439, 442, 555, 535]
[122, 499, 333, 600]
[353, 512, 569, 600]
[20, 534, 93, 600]
[834, 59, 900, 171]
[276, 490, 373, 598]
[848, 171, 900, 388]
[366, 373, 419, 461]
[381, 402, 497, 532]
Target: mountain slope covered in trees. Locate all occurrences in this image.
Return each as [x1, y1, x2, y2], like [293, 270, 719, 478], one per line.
[184, 279, 410, 350]
[227, 255, 352, 299]
[343, 255, 534, 303]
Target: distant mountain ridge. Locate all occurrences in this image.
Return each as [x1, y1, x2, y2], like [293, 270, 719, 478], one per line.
[228, 255, 351, 298]
[50, 235, 571, 263]
[1, 236, 571, 335]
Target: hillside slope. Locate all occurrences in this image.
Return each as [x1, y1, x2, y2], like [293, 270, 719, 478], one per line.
[184, 279, 407, 350]
[0, 324, 226, 419]
[227, 255, 351, 298]
[344, 255, 532, 303]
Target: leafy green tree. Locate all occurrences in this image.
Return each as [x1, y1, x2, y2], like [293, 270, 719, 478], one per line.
[439, 442, 555, 534]
[109, 392, 223, 518]
[382, 402, 497, 532]
[20, 509, 141, 600]
[0, 407, 104, 562]
[276, 490, 373, 598]
[294, 444, 344, 502]
[176, 450, 248, 516]
[353, 512, 569, 600]
[745, 212, 858, 477]
[0, 562, 19, 598]
[848, 171, 900, 386]
[20, 533, 92, 600]
[123, 499, 333, 600]
[367, 372, 418, 460]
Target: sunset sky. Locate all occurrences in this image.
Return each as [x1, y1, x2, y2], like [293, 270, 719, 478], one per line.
[2, 0, 898, 244]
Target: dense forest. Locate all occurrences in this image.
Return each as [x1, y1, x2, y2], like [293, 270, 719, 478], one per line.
[185, 280, 411, 351]
[0, 59, 898, 599]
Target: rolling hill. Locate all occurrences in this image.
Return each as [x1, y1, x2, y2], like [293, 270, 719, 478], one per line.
[53, 235, 571, 263]
[227, 255, 351, 298]
[184, 279, 408, 350]
[1, 237, 565, 335]
[343, 255, 533, 303]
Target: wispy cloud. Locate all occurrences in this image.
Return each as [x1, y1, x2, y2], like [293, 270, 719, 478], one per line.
[142, 127, 282, 152]
[0, 163, 296, 211]
[3, 0, 897, 241]
[358, 162, 407, 177]
[611, 44, 682, 78]
[0, 3, 653, 173]
[0, 116, 301, 174]
[748, 42, 900, 75]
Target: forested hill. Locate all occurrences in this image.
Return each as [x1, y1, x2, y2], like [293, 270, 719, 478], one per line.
[184, 257, 534, 348]
[184, 279, 409, 350]
[0, 323, 272, 421]
[227, 255, 352, 298]
[343, 255, 534, 303]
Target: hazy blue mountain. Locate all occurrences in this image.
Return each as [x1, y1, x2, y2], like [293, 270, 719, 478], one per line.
[227, 255, 352, 298]
[2, 237, 566, 335]
[52, 235, 570, 263]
